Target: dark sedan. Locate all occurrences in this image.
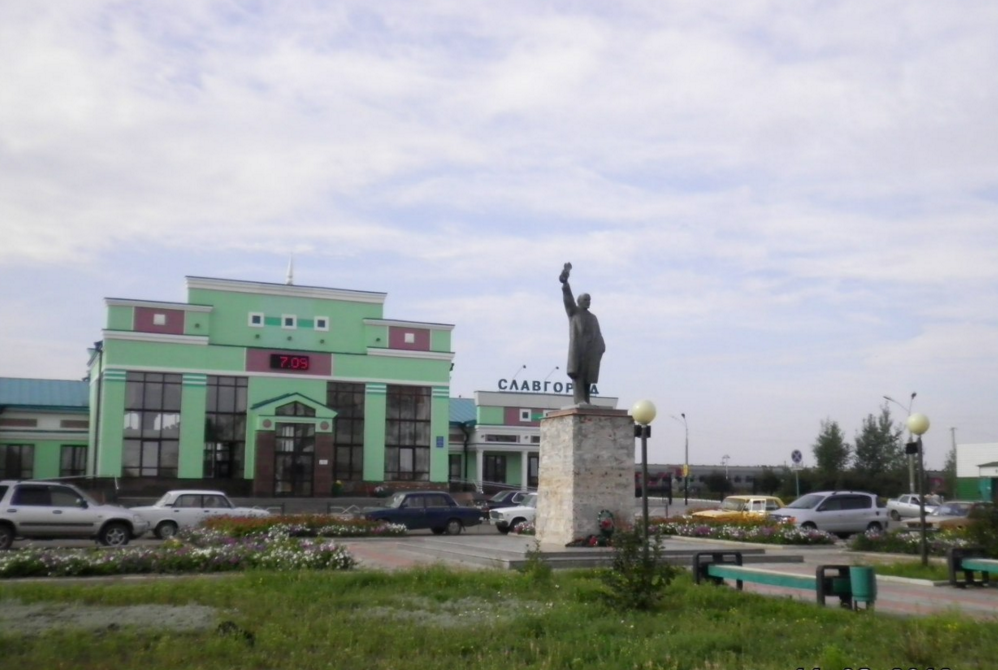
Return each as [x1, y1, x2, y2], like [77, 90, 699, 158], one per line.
[366, 491, 484, 535]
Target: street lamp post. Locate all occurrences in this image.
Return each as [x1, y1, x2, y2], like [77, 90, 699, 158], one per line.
[632, 400, 657, 562]
[672, 413, 689, 505]
[884, 392, 917, 493]
[907, 412, 931, 566]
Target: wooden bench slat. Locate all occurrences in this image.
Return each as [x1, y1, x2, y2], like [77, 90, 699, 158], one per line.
[961, 558, 998, 572]
[707, 565, 816, 590]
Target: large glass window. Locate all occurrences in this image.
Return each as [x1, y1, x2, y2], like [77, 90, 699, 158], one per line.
[384, 385, 430, 481]
[204, 376, 248, 479]
[528, 454, 539, 488]
[0, 444, 34, 479]
[122, 372, 181, 478]
[60, 445, 87, 477]
[483, 454, 507, 483]
[326, 382, 365, 482]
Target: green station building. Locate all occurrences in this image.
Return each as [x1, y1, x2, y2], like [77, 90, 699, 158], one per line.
[74, 275, 455, 497]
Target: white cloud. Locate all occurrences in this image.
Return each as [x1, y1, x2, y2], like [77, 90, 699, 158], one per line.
[1, 1, 997, 470]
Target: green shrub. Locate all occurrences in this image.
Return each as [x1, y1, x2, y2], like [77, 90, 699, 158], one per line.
[963, 506, 998, 557]
[597, 525, 676, 611]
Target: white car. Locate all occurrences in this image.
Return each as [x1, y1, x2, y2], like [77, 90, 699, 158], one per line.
[768, 490, 890, 535]
[489, 492, 537, 534]
[131, 490, 271, 539]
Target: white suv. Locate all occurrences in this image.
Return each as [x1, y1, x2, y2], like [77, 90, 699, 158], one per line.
[0, 480, 150, 549]
[768, 491, 889, 535]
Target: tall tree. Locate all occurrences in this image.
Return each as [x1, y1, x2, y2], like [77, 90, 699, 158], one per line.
[811, 419, 851, 476]
[852, 404, 905, 478]
[943, 443, 957, 499]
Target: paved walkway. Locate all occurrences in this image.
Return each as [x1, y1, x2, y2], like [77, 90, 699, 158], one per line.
[339, 531, 998, 619]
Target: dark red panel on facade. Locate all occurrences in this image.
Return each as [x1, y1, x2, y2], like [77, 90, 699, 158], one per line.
[504, 407, 541, 427]
[245, 349, 332, 376]
[134, 307, 186, 335]
[388, 326, 430, 351]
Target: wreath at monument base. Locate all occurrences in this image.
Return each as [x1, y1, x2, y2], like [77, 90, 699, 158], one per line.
[564, 509, 616, 547]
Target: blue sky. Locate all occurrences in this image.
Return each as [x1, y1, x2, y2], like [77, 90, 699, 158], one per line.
[2, 2, 997, 470]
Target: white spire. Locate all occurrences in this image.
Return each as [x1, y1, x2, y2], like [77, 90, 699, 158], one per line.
[285, 255, 295, 285]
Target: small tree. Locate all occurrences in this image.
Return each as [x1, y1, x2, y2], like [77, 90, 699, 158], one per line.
[599, 525, 677, 611]
[852, 404, 905, 478]
[757, 467, 782, 495]
[943, 445, 957, 499]
[811, 419, 851, 484]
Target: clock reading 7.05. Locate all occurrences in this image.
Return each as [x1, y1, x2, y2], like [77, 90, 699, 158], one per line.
[269, 354, 311, 371]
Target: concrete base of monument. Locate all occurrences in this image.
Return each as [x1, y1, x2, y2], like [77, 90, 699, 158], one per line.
[535, 406, 635, 547]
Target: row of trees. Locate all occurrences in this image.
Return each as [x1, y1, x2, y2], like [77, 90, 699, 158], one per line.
[684, 403, 957, 501]
[808, 402, 955, 497]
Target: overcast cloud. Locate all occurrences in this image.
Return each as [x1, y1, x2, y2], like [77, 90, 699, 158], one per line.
[2, 1, 997, 469]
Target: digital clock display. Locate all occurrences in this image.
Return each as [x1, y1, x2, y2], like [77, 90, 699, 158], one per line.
[269, 354, 311, 371]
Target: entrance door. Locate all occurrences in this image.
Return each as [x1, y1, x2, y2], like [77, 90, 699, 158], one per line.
[274, 423, 315, 496]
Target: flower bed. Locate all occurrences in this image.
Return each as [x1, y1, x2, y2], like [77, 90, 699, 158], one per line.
[0, 526, 356, 579]
[650, 516, 837, 545]
[848, 527, 971, 556]
[202, 514, 407, 538]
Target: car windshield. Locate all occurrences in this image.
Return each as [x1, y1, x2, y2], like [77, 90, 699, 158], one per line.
[786, 493, 824, 510]
[387, 493, 408, 509]
[720, 498, 746, 511]
[489, 491, 513, 502]
[522, 494, 538, 508]
[933, 503, 970, 516]
[153, 494, 173, 506]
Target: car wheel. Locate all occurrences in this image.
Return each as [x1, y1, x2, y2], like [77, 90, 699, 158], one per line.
[445, 519, 463, 535]
[800, 521, 817, 531]
[867, 521, 883, 533]
[99, 522, 131, 547]
[889, 510, 900, 521]
[497, 525, 511, 535]
[0, 525, 14, 550]
[155, 521, 179, 540]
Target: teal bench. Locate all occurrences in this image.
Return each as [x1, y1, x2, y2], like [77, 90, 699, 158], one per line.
[948, 546, 998, 587]
[693, 551, 876, 610]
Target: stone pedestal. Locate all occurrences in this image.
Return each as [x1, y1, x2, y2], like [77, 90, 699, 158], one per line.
[535, 406, 634, 547]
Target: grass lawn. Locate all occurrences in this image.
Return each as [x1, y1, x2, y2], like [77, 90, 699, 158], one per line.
[873, 560, 950, 582]
[1, 567, 995, 670]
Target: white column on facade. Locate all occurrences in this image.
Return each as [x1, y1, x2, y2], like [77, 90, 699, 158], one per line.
[476, 447, 484, 488]
[521, 450, 529, 489]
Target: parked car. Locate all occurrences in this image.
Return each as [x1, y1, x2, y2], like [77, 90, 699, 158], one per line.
[768, 491, 889, 535]
[690, 495, 784, 521]
[0, 480, 150, 549]
[481, 490, 531, 514]
[886, 493, 939, 521]
[900, 500, 995, 532]
[490, 492, 538, 534]
[365, 491, 484, 535]
[130, 490, 272, 539]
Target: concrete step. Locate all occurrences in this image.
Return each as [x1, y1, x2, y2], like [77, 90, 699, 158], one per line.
[390, 536, 806, 571]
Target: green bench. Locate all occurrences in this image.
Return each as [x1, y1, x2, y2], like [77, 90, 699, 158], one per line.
[948, 546, 998, 587]
[693, 551, 876, 610]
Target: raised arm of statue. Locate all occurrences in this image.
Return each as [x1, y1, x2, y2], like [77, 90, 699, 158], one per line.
[560, 263, 576, 315]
